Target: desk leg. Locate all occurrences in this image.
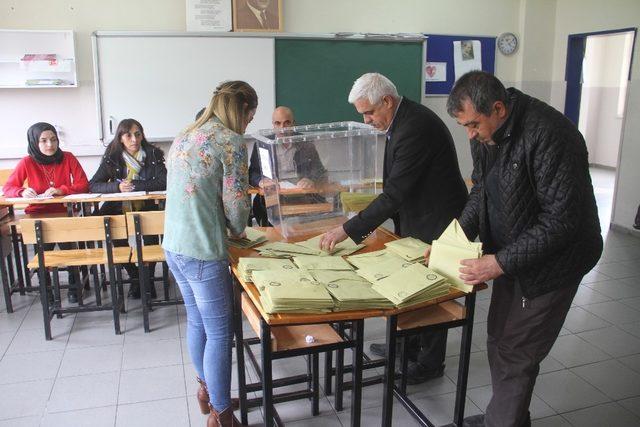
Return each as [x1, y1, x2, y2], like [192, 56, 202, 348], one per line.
[350, 319, 364, 427]
[335, 321, 345, 411]
[10, 225, 25, 294]
[260, 318, 274, 427]
[454, 292, 476, 426]
[0, 238, 13, 313]
[381, 315, 397, 427]
[232, 282, 249, 425]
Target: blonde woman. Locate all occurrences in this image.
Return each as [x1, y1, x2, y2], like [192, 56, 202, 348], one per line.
[163, 81, 256, 427]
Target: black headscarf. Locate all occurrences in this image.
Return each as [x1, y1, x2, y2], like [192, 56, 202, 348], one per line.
[27, 122, 64, 165]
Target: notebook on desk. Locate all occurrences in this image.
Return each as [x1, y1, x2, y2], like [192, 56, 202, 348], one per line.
[101, 191, 147, 198]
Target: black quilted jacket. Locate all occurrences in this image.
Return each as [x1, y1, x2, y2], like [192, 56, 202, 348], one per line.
[459, 88, 603, 299]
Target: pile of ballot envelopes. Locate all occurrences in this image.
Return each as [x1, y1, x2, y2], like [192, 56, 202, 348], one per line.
[235, 224, 482, 314]
[428, 219, 483, 293]
[228, 227, 268, 249]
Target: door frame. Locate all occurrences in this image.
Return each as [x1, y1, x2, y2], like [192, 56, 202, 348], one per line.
[563, 27, 637, 125]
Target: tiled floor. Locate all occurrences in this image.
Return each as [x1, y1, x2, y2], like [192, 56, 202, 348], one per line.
[1, 168, 639, 426]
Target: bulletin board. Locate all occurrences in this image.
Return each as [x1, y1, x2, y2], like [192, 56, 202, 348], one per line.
[424, 34, 496, 96]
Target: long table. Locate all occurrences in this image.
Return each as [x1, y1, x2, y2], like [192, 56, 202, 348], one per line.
[227, 227, 486, 426]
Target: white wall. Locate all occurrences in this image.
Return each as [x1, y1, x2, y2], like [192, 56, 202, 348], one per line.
[0, 0, 527, 179]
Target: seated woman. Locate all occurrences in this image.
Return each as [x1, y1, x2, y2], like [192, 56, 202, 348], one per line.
[3, 122, 90, 303]
[89, 119, 167, 299]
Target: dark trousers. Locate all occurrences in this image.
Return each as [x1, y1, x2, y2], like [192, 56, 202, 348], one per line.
[485, 277, 578, 427]
[252, 195, 271, 227]
[113, 237, 158, 284]
[406, 330, 447, 370]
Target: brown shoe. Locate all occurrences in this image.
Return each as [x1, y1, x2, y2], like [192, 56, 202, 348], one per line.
[196, 377, 240, 414]
[207, 404, 245, 427]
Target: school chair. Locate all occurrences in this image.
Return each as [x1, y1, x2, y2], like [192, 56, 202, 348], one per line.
[20, 215, 131, 340]
[127, 210, 180, 333]
[236, 292, 346, 425]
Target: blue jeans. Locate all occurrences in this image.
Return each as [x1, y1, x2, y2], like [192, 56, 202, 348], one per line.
[165, 250, 233, 412]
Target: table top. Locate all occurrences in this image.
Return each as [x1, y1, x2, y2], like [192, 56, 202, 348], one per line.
[228, 227, 487, 326]
[0, 193, 166, 206]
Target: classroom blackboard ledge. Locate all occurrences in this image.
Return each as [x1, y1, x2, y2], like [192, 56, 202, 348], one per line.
[92, 30, 424, 42]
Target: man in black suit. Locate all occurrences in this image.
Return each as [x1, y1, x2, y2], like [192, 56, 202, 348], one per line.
[235, 0, 279, 30]
[320, 72, 468, 384]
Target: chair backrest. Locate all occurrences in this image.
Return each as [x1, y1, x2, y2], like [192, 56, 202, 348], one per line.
[126, 211, 165, 237]
[0, 169, 15, 186]
[21, 215, 128, 245]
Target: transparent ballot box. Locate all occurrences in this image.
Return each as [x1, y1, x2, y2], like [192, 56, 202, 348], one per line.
[253, 121, 385, 238]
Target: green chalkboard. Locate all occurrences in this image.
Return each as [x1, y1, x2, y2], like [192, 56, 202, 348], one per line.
[275, 39, 424, 125]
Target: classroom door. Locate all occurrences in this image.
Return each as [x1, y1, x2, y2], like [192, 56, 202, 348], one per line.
[564, 28, 637, 231]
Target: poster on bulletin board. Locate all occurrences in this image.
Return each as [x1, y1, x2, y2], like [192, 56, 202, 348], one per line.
[424, 34, 496, 96]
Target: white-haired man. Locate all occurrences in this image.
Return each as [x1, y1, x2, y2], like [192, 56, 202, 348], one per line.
[320, 72, 469, 384]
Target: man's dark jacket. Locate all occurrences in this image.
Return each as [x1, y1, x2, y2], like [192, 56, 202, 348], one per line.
[89, 141, 167, 215]
[343, 97, 468, 244]
[249, 140, 327, 225]
[459, 88, 603, 299]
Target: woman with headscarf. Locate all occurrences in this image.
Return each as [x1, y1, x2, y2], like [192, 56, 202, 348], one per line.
[3, 122, 90, 302]
[3, 122, 89, 212]
[89, 118, 167, 299]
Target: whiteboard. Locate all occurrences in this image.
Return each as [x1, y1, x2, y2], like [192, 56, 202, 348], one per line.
[93, 32, 276, 142]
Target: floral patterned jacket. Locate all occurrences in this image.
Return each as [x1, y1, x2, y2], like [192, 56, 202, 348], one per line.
[162, 117, 250, 261]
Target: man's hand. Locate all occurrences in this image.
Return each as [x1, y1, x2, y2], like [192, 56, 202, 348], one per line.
[320, 226, 348, 251]
[459, 255, 503, 285]
[296, 178, 314, 189]
[423, 246, 431, 263]
[22, 187, 37, 198]
[42, 187, 62, 197]
[119, 180, 135, 192]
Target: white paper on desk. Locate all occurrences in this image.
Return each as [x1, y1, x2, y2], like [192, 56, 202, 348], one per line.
[63, 193, 102, 199]
[258, 147, 273, 179]
[148, 190, 167, 195]
[101, 191, 147, 198]
[279, 181, 296, 189]
[6, 195, 54, 202]
[453, 40, 482, 81]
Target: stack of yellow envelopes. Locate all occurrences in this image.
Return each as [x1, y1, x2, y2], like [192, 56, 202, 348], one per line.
[385, 237, 431, 262]
[237, 257, 297, 282]
[349, 250, 414, 282]
[340, 192, 378, 213]
[293, 255, 354, 271]
[256, 241, 320, 258]
[371, 263, 450, 308]
[296, 234, 365, 257]
[310, 270, 394, 310]
[428, 219, 483, 293]
[228, 227, 268, 249]
[253, 269, 335, 314]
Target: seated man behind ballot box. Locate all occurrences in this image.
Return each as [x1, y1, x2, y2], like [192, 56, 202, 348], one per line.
[249, 106, 327, 226]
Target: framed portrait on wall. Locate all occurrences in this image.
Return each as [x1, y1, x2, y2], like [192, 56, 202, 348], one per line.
[233, 0, 282, 32]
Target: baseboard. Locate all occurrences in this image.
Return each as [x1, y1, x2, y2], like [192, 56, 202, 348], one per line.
[609, 222, 640, 238]
[589, 163, 617, 171]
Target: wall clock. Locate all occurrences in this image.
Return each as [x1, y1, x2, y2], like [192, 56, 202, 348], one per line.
[497, 32, 518, 55]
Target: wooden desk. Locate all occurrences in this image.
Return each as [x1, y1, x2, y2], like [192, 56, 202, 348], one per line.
[228, 227, 486, 427]
[0, 193, 166, 211]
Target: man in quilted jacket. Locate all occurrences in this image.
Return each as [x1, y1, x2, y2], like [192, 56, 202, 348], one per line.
[442, 71, 603, 427]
